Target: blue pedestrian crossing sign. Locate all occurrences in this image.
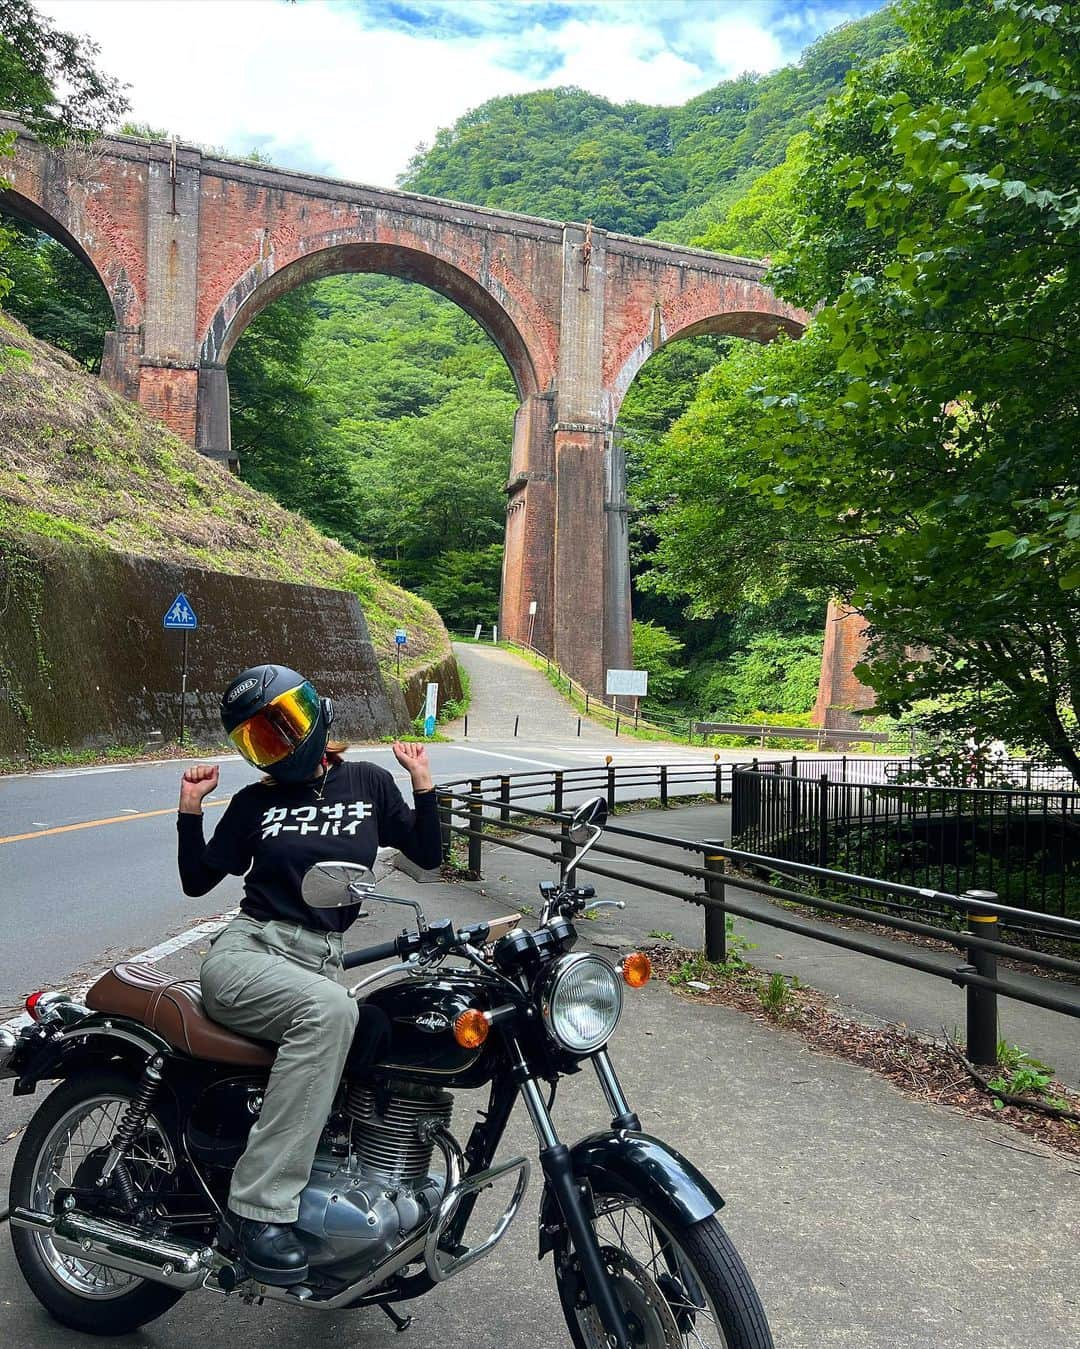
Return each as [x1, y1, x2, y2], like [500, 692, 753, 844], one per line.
[163, 593, 198, 630]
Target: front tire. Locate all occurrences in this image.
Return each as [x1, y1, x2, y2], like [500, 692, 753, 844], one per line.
[9, 1071, 185, 1336]
[554, 1193, 773, 1349]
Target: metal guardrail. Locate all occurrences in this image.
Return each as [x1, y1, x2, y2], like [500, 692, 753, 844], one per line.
[693, 722, 890, 748]
[434, 763, 1080, 1065]
[731, 763, 1080, 937]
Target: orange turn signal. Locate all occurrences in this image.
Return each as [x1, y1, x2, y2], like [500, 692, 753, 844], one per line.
[453, 1008, 490, 1049]
[622, 952, 652, 988]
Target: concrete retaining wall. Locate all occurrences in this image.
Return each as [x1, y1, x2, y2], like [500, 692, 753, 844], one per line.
[0, 537, 407, 758]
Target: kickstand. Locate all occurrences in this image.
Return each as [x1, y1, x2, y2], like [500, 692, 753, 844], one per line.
[380, 1303, 413, 1333]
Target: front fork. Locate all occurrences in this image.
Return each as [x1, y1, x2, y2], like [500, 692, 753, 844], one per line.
[515, 1046, 639, 1349]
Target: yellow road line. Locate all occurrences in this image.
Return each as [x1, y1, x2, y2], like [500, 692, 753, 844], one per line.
[0, 797, 231, 845]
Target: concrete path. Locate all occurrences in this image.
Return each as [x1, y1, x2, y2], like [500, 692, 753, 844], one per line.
[2, 866, 1076, 1348]
[451, 641, 616, 743]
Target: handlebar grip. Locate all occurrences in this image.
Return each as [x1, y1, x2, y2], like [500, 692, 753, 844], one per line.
[342, 938, 400, 970]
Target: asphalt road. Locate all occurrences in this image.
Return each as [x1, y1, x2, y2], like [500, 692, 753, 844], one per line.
[0, 736, 732, 1008]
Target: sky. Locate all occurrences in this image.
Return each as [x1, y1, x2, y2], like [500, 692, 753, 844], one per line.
[41, 0, 884, 189]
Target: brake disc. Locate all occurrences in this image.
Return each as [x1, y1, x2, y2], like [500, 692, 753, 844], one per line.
[574, 1245, 682, 1349]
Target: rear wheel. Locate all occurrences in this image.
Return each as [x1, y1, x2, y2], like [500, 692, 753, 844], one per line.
[9, 1072, 186, 1335]
[554, 1193, 773, 1349]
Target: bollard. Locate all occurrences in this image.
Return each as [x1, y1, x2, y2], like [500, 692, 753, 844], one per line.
[660, 764, 669, 808]
[615, 714, 621, 737]
[463, 714, 468, 738]
[467, 780, 483, 877]
[553, 770, 564, 816]
[585, 692, 590, 715]
[499, 775, 511, 826]
[964, 890, 1000, 1065]
[607, 763, 616, 811]
[513, 715, 519, 737]
[703, 846, 727, 963]
[436, 789, 452, 864]
[714, 758, 723, 803]
[577, 717, 581, 737]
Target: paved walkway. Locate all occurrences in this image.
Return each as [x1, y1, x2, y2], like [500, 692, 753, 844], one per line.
[451, 641, 615, 743]
[3, 866, 1075, 1348]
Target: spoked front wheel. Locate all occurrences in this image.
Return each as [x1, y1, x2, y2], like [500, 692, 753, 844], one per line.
[554, 1194, 773, 1349]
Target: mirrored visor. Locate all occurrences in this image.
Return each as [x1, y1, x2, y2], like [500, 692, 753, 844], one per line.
[228, 682, 320, 768]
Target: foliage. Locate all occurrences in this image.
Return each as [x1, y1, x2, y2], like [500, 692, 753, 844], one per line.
[402, 10, 903, 241]
[631, 619, 685, 704]
[693, 633, 822, 719]
[0, 0, 127, 142]
[646, 0, 1080, 778]
[0, 217, 112, 367]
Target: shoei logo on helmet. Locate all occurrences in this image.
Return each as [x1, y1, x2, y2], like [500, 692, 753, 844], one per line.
[227, 677, 260, 704]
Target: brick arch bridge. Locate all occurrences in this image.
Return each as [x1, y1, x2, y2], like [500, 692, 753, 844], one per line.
[1, 119, 871, 712]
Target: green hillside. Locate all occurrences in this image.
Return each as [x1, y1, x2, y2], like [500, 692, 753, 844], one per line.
[0, 313, 451, 678]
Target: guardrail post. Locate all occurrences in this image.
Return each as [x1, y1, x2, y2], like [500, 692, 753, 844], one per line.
[468, 780, 483, 877]
[607, 762, 617, 811]
[615, 714, 621, 737]
[553, 770, 564, 817]
[964, 891, 999, 1065]
[499, 774, 511, 825]
[703, 844, 727, 963]
[660, 765, 668, 808]
[436, 789, 453, 864]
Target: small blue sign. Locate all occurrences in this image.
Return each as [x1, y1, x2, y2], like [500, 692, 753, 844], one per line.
[164, 593, 198, 630]
[395, 629, 408, 646]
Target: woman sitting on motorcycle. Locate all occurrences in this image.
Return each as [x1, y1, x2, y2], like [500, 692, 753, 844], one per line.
[176, 663, 441, 1286]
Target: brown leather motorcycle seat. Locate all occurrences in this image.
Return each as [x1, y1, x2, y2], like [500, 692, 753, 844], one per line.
[85, 962, 275, 1068]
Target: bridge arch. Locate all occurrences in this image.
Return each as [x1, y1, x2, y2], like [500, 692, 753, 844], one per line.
[198, 237, 544, 405]
[603, 278, 806, 424]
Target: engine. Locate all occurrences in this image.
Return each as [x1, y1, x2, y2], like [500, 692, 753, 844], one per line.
[294, 1081, 454, 1271]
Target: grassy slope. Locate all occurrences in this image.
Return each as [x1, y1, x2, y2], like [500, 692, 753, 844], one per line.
[0, 315, 450, 678]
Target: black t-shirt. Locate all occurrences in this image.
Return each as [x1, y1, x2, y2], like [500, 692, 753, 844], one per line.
[177, 761, 442, 933]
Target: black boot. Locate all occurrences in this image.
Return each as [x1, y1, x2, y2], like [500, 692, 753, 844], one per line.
[223, 1212, 309, 1287]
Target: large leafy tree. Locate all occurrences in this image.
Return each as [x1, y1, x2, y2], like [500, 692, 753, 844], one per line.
[648, 0, 1080, 775]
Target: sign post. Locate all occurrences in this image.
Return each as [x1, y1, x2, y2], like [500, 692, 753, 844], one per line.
[394, 628, 407, 679]
[605, 668, 648, 720]
[527, 599, 538, 649]
[163, 593, 198, 745]
[423, 682, 439, 738]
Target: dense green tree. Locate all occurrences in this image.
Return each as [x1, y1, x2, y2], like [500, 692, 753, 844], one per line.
[0, 218, 112, 367]
[647, 0, 1080, 775]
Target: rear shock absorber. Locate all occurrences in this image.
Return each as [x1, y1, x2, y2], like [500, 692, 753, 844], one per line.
[97, 1056, 165, 1211]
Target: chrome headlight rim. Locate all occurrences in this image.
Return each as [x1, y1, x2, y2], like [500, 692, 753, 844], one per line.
[541, 952, 623, 1055]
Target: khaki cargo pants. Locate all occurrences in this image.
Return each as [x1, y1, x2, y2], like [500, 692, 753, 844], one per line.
[200, 914, 359, 1223]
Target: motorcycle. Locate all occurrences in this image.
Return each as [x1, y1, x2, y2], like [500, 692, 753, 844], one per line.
[1, 797, 773, 1348]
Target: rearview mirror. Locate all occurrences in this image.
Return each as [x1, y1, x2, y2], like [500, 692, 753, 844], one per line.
[569, 796, 608, 844]
[302, 861, 376, 910]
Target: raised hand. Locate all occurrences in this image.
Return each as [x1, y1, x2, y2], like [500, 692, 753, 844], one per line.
[179, 763, 219, 815]
[391, 741, 433, 793]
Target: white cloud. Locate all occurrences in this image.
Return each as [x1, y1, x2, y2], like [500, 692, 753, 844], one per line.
[38, 0, 876, 187]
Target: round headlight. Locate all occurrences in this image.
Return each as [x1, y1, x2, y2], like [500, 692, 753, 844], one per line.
[542, 954, 623, 1054]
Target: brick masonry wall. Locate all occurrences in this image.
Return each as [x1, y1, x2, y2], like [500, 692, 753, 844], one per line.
[812, 600, 875, 730]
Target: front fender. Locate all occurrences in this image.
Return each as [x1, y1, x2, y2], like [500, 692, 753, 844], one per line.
[538, 1130, 724, 1258]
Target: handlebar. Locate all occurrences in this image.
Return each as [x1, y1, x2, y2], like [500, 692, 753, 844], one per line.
[342, 938, 402, 970]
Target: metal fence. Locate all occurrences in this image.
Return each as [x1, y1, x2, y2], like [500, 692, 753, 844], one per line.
[731, 763, 1080, 937]
[433, 763, 1080, 1064]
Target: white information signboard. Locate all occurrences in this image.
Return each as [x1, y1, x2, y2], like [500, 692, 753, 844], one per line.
[423, 682, 439, 737]
[606, 668, 648, 697]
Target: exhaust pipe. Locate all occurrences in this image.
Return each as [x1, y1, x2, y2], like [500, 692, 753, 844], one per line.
[11, 1207, 213, 1291]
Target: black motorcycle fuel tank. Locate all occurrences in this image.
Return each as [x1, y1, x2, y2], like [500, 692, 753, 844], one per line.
[364, 976, 497, 1088]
